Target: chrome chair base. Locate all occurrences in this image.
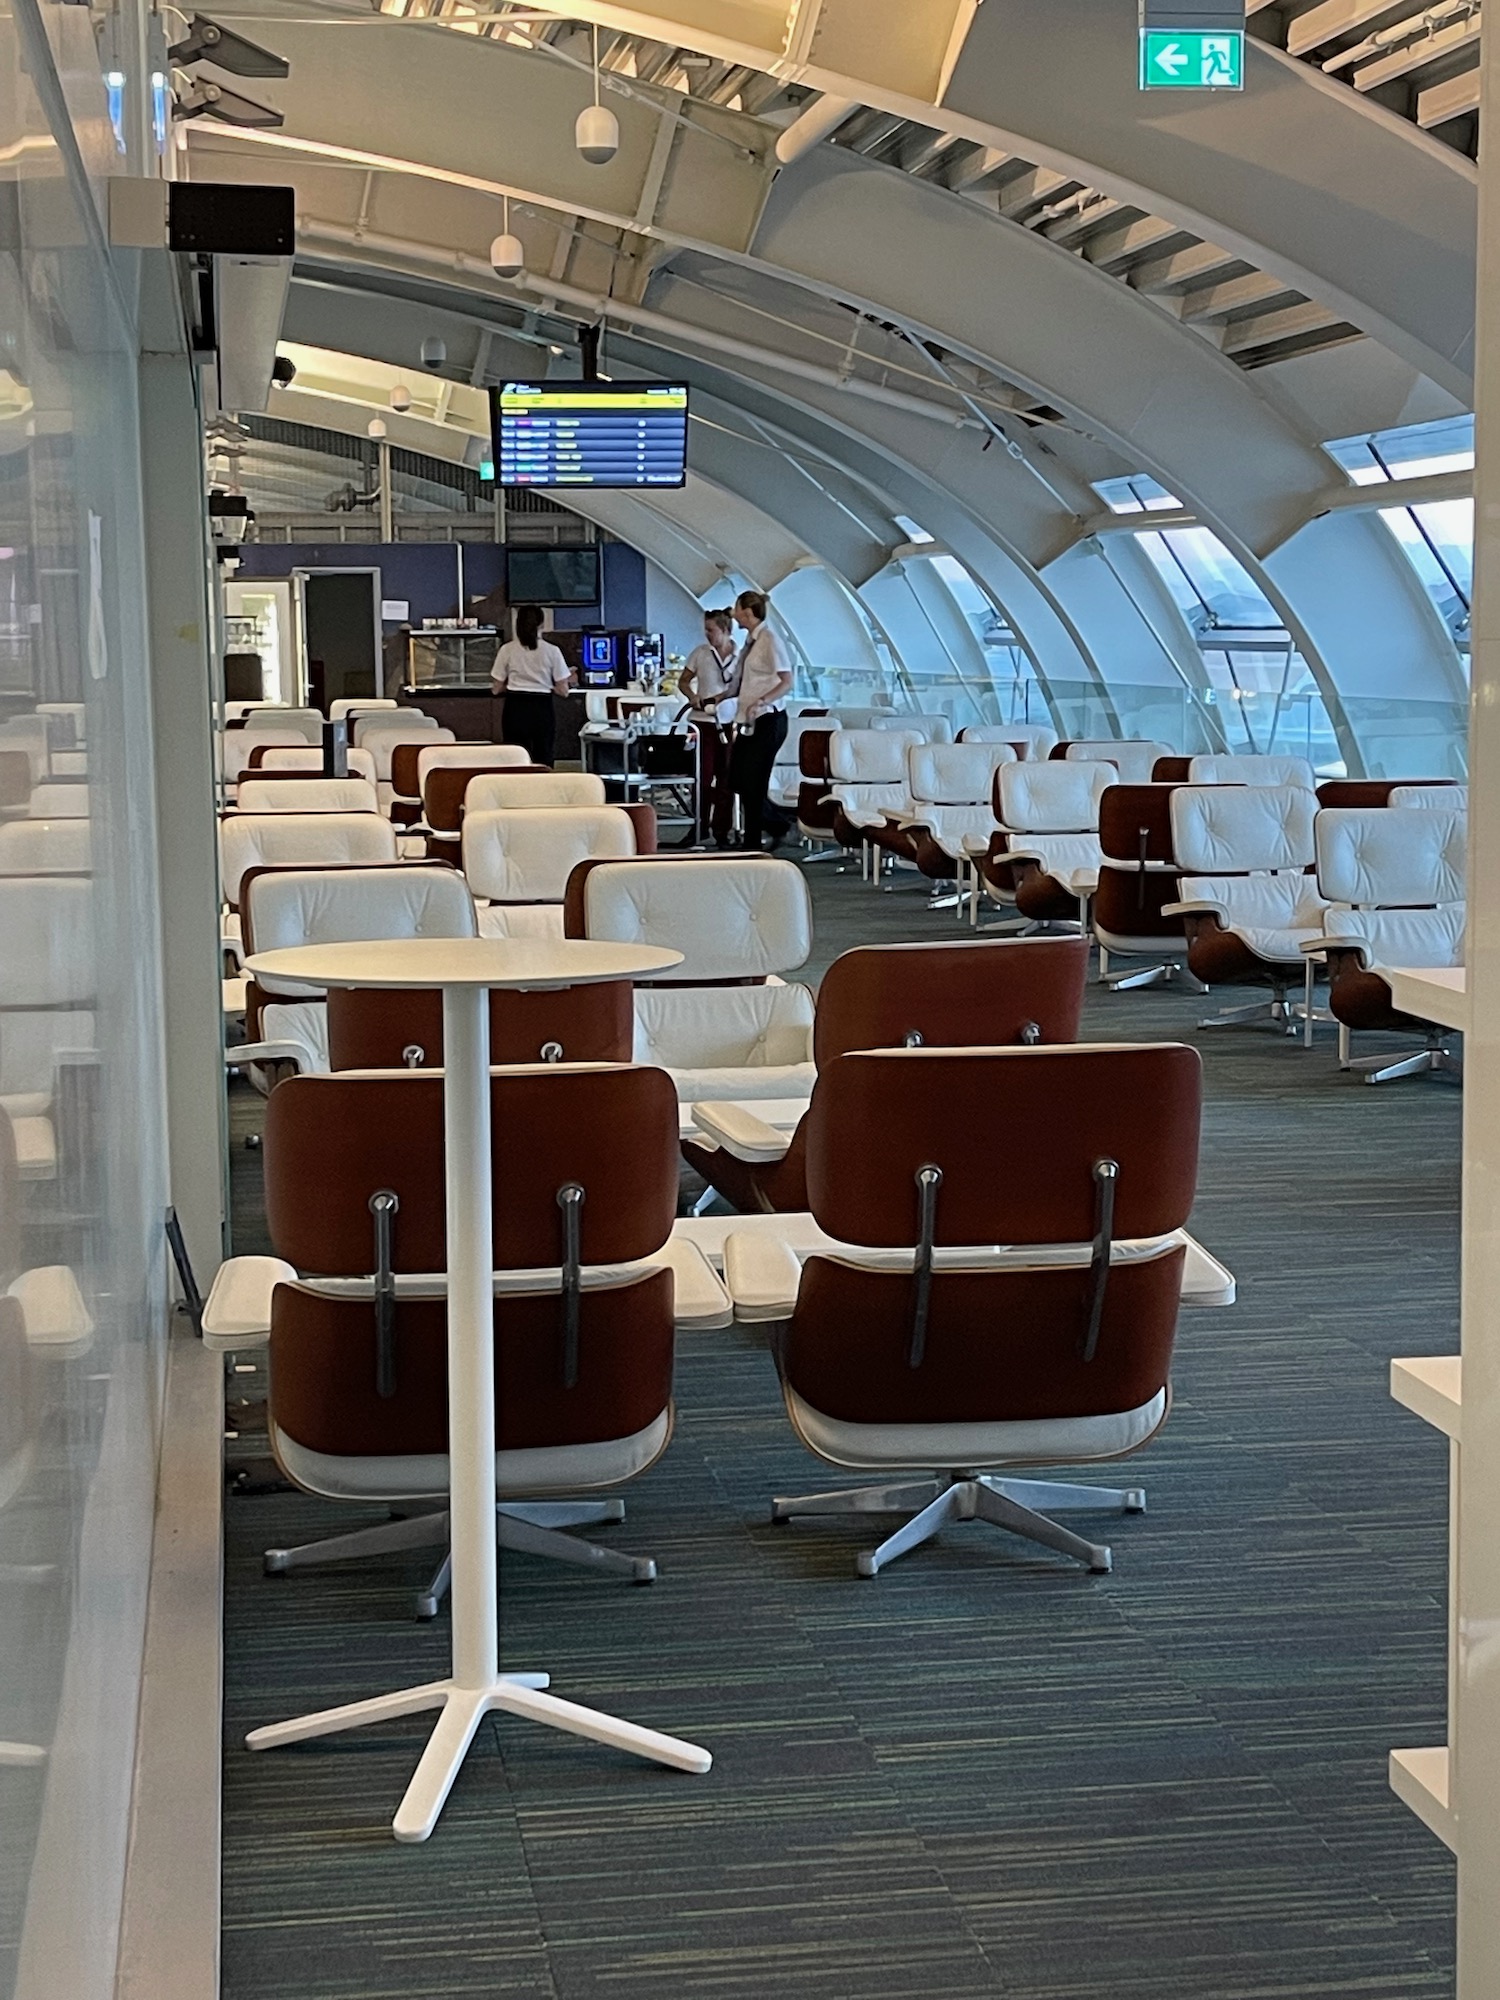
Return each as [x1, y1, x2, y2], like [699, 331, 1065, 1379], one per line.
[264, 1497, 655, 1617]
[1348, 1039, 1462, 1086]
[1100, 960, 1208, 994]
[770, 1472, 1145, 1577]
[1198, 993, 1300, 1035]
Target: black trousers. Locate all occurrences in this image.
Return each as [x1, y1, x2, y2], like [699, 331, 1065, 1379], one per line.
[501, 689, 556, 767]
[730, 709, 790, 849]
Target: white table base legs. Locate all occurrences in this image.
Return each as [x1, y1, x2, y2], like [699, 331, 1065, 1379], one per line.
[244, 982, 711, 1839]
[246, 1673, 711, 1842]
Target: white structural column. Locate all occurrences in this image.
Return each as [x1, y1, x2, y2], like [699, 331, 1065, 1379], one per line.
[1457, 18, 1500, 1987]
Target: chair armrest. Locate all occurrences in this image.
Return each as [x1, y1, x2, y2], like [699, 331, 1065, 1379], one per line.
[1303, 935, 1373, 969]
[690, 1101, 795, 1163]
[1163, 899, 1226, 921]
[722, 1232, 803, 1322]
[1178, 1233, 1235, 1307]
[652, 1233, 733, 1330]
[8, 1265, 95, 1355]
[202, 1255, 297, 1352]
[224, 1040, 309, 1070]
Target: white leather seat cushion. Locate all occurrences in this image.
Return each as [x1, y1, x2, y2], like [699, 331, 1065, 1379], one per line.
[1064, 741, 1169, 786]
[236, 777, 380, 815]
[1181, 870, 1328, 959]
[584, 857, 812, 980]
[913, 804, 996, 858]
[1316, 806, 1465, 906]
[0, 819, 91, 873]
[275, 1411, 671, 1503]
[998, 761, 1113, 833]
[217, 729, 307, 784]
[220, 813, 397, 905]
[828, 729, 924, 784]
[1187, 753, 1315, 790]
[1007, 831, 1102, 880]
[26, 784, 88, 819]
[476, 903, 566, 939]
[829, 781, 910, 829]
[960, 724, 1057, 760]
[0, 878, 94, 1006]
[257, 746, 378, 785]
[908, 741, 1009, 805]
[634, 982, 815, 1077]
[463, 806, 634, 902]
[415, 744, 532, 791]
[1171, 785, 1315, 874]
[248, 866, 477, 996]
[1324, 902, 1465, 971]
[787, 1386, 1166, 1470]
[873, 712, 953, 744]
[1391, 783, 1468, 812]
[260, 999, 329, 1071]
[357, 724, 455, 779]
[464, 771, 606, 811]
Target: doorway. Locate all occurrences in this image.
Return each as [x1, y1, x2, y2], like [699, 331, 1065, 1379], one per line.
[296, 569, 380, 711]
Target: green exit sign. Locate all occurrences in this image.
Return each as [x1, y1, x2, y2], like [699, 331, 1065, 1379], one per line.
[1139, 27, 1244, 88]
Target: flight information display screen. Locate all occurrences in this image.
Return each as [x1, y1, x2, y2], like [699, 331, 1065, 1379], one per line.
[494, 381, 689, 489]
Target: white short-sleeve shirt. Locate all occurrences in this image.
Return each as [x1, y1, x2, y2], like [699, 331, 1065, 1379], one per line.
[493, 638, 570, 694]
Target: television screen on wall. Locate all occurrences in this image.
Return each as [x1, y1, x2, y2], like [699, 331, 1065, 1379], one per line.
[493, 381, 689, 489]
[505, 546, 601, 605]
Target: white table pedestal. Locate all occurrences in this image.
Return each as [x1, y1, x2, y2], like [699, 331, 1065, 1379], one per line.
[241, 940, 711, 1840]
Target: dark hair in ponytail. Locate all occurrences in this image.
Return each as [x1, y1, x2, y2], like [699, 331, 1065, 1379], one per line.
[515, 604, 544, 650]
[735, 590, 768, 623]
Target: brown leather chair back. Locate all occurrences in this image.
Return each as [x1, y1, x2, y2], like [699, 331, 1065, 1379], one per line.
[265, 1064, 679, 1459]
[799, 729, 834, 779]
[424, 762, 547, 833]
[812, 939, 1086, 1067]
[1049, 740, 1073, 759]
[1098, 785, 1177, 863]
[1315, 779, 1456, 808]
[786, 1043, 1201, 1430]
[325, 983, 633, 1071]
[1151, 756, 1192, 783]
[1095, 786, 1185, 941]
[265, 1064, 678, 1275]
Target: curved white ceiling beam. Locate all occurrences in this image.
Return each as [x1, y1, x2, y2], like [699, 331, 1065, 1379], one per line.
[938, 0, 1474, 404]
[278, 267, 1112, 707]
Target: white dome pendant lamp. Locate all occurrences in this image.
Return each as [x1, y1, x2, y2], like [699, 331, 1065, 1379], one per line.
[490, 194, 523, 277]
[575, 23, 619, 164]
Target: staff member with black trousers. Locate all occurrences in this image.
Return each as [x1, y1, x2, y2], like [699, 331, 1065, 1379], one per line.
[729, 590, 794, 850]
[678, 606, 740, 846]
[492, 605, 573, 765]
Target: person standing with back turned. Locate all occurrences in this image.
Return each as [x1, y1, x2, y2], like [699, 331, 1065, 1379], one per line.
[492, 605, 572, 765]
[729, 590, 793, 850]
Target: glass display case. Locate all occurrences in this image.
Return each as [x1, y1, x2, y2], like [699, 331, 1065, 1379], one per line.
[406, 628, 499, 687]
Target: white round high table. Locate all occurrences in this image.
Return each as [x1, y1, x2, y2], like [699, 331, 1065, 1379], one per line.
[239, 936, 711, 1842]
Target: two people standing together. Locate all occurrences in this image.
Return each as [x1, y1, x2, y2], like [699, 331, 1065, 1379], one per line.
[678, 590, 793, 851]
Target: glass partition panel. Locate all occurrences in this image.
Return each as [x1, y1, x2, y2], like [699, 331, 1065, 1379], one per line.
[0, 21, 172, 2000]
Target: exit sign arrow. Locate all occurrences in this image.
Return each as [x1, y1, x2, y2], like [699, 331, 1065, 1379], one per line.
[1139, 26, 1245, 88]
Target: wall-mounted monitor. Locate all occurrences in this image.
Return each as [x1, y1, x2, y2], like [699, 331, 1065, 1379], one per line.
[506, 546, 601, 606]
[494, 381, 689, 490]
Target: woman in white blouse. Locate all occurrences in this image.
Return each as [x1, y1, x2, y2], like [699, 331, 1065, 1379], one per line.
[677, 606, 739, 845]
[492, 605, 573, 765]
[729, 590, 794, 849]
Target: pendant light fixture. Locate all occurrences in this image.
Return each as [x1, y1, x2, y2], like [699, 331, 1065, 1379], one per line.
[575, 22, 619, 164]
[490, 193, 524, 277]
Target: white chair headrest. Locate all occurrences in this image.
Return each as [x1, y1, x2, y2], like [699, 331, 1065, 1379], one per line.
[464, 772, 606, 812]
[329, 698, 398, 721]
[908, 741, 1010, 805]
[256, 746, 378, 785]
[1391, 783, 1467, 811]
[1064, 741, 1170, 786]
[352, 712, 442, 746]
[219, 812, 397, 905]
[998, 761, 1113, 832]
[0, 875, 95, 1005]
[828, 729, 924, 784]
[241, 707, 323, 738]
[463, 807, 635, 902]
[246, 866, 477, 991]
[579, 856, 812, 981]
[870, 712, 954, 744]
[0, 819, 91, 874]
[235, 777, 379, 816]
[1316, 806, 1465, 907]
[416, 744, 531, 789]
[1171, 785, 1314, 873]
[959, 723, 1057, 760]
[357, 725, 457, 781]
[1188, 754, 1315, 791]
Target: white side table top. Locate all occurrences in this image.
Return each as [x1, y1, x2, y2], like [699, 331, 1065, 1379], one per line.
[1386, 965, 1466, 1032]
[245, 936, 684, 992]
